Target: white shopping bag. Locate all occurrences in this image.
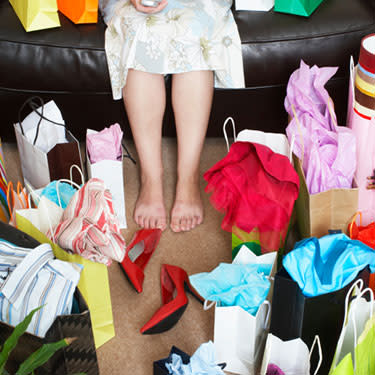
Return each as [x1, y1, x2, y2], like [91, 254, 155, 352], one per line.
[212, 246, 277, 375]
[260, 334, 322, 375]
[86, 129, 127, 229]
[223, 117, 290, 158]
[235, 0, 274, 11]
[329, 279, 375, 374]
[14, 97, 83, 190]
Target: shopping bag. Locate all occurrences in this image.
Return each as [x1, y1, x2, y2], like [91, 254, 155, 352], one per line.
[0, 221, 99, 375]
[329, 282, 375, 375]
[15, 211, 115, 349]
[0, 139, 9, 223]
[269, 266, 370, 374]
[57, 0, 98, 24]
[218, 117, 298, 255]
[274, 0, 323, 17]
[86, 128, 127, 229]
[212, 246, 277, 374]
[14, 97, 83, 190]
[347, 56, 375, 226]
[154, 347, 191, 375]
[6, 181, 30, 227]
[348, 212, 375, 292]
[260, 335, 322, 375]
[9, 0, 60, 32]
[235, 0, 274, 11]
[293, 154, 358, 238]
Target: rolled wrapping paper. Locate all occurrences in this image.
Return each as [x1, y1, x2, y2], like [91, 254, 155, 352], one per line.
[355, 34, 375, 118]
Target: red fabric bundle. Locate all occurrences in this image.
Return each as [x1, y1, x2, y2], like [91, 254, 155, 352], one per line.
[204, 141, 299, 252]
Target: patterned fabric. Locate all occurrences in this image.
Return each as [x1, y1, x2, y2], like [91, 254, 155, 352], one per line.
[102, 0, 245, 99]
[52, 178, 126, 266]
[0, 240, 81, 337]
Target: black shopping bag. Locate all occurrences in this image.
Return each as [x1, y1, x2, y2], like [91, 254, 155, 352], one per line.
[269, 266, 370, 374]
[14, 96, 84, 189]
[154, 346, 191, 375]
[0, 222, 99, 375]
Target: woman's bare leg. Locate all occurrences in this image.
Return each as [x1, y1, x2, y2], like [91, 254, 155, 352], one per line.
[170, 70, 214, 232]
[123, 69, 167, 230]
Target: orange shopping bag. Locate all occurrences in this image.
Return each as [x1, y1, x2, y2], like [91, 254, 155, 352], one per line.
[57, 0, 98, 24]
[349, 211, 375, 291]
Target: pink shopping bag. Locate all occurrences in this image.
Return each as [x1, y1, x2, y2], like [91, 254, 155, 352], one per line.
[348, 56, 375, 226]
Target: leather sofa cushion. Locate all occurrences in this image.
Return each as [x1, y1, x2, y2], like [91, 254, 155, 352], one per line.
[0, 0, 374, 95]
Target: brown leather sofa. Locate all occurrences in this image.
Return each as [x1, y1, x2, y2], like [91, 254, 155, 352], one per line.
[0, 0, 374, 140]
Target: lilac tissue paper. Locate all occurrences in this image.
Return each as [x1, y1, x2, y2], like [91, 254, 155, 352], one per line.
[285, 60, 356, 194]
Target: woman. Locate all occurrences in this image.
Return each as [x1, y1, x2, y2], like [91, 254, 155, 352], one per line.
[100, 0, 245, 232]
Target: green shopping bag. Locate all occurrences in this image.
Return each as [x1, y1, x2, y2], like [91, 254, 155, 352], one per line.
[274, 0, 323, 17]
[329, 281, 375, 375]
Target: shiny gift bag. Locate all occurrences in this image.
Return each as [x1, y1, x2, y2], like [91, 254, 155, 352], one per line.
[57, 0, 98, 24]
[9, 0, 60, 32]
[274, 0, 323, 17]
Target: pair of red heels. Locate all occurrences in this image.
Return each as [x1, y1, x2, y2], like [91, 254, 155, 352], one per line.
[119, 228, 203, 334]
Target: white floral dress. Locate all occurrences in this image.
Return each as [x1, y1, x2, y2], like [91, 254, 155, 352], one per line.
[101, 0, 245, 100]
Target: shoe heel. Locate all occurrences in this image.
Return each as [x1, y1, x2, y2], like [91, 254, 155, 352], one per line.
[184, 280, 204, 305]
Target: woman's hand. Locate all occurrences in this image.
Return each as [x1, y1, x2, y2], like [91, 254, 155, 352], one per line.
[129, 0, 168, 14]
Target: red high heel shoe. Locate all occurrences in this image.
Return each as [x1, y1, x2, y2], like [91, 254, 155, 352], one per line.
[140, 264, 203, 334]
[119, 228, 162, 293]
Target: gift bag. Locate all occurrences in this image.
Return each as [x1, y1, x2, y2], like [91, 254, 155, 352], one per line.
[347, 55, 375, 226]
[210, 117, 298, 255]
[260, 335, 322, 375]
[14, 97, 83, 190]
[57, 0, 98, 24]
[154, 347, 191, 375]
[211, 247, 277, 375]
[329, 281, 375, 375]
[269, 266, 370, 374]
[274, 0, 323, 17]
[0, 221, 98, 375]
[293, 154, 358, 238]
[15, 211, 115, 349]
[86, 126, 127, 229]
[0, 140, 9, 223]
[348, 212, 375, 292]
[9, 0, 60, 32]
[7, 181, 30, 227]
[235, 0, 274, 11]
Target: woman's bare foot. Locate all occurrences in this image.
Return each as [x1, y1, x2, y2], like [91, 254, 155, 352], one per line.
[170, 177, 203, 232]
[134, 176, 167, 231]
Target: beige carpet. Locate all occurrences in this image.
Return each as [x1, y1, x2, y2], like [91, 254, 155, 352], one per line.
[3, 138, 232, 375]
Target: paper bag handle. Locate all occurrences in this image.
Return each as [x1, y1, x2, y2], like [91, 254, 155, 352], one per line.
[349, 212, 363, 239]
[122, 141, 137, 164]
[309, 335, 323, 375]
[69, 164, 85, 186]
[223, 117, 237, 152]
[203, 300, 216, 311]
[290, 104, 305, 167]
[55, 179, 81, 208]
[18, 96, 66, 146]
